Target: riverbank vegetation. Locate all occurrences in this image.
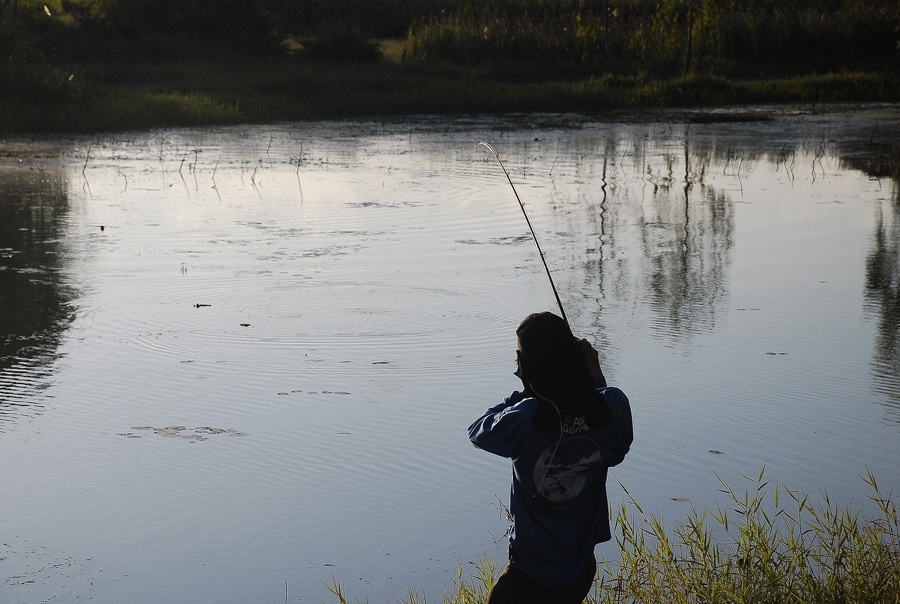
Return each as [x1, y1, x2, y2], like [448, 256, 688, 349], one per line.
[1, 0, 897, 133]
[329, 469, 900, 603]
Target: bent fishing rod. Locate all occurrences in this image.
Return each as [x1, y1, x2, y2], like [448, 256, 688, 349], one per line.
[478, 141, 569, 329]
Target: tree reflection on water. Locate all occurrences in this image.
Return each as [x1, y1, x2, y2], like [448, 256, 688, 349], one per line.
[0, 168, 74, 426]
[865, 188, 900, 422]
[558, 116, 898, 426]
[564, 131, 734, 344]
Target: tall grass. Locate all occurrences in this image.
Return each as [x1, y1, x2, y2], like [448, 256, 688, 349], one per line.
[404, 0, 899, 78]
[605, 468, 899, 603]
[326, 469, 899, 603]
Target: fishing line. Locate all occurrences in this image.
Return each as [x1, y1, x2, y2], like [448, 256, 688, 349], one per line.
[478, 141, 569, 328]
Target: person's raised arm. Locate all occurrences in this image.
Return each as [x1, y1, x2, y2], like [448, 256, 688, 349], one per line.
[580, 338, 606, 386]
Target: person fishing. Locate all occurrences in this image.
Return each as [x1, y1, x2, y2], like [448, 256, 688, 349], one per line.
[468, 311, 633, 604]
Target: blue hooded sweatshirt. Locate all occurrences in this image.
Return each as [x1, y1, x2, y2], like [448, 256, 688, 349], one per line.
[468, 380, 632, 587]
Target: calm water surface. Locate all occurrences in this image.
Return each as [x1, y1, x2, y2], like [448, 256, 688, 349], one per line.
[2, 106, 899, 603]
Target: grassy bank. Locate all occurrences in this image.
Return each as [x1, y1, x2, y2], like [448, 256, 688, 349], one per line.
[328, 469, 899, 603]
[2, 58, 898, 135]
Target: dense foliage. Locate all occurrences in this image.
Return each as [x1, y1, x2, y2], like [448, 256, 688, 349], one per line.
[0, 0, 897, 133]
[405, 0, 898, 77]
[2, 0, 896, 68]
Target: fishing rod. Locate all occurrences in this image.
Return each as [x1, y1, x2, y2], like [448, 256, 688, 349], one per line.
[478, 141, 569, 328]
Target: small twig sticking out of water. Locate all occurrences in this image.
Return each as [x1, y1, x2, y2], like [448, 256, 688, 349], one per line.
[601, 154, 608, 194]
[212, 154, 220, 187]
[788, 151, 796, 183]
[193, 152, 200, 191]
[296, 162, 304, 201]
[811, 126, 831, 182]
[82, 144, 93, 198]
[177, 170, 189, 197]
[812, 139, 828, 182]
[266, 135, 274, 159]
[82, 144, 91, 176]
[211, 155, 222, 202]
[775, 144, 795, 184]
[683, 127, 692, 190]
[117, 168, 128, 192]
[284, 578, 288, 604]
[251, 158, 262, 190]
[175, 150, 189, 195]
[289, 141, 304, 202]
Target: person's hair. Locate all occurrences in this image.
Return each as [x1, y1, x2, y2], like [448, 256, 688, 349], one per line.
[516, 311, 613, 431]
[515, 311, 590, 403]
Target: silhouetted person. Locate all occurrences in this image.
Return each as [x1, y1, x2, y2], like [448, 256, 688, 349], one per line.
[469, 311, 633, 604]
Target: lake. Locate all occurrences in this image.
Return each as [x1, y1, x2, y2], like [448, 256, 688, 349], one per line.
[1, 105, 898, 603]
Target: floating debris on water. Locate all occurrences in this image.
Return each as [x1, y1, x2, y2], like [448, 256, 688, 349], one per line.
[281, 390, 352, 396]
[119, 426, 247, 441]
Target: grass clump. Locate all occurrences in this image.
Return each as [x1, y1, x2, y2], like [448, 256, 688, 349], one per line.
[326, 468, 899, 603]
[605, 467, 899, 603]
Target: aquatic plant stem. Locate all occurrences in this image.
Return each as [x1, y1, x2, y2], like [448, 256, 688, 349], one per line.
[478, 141, 569, 328]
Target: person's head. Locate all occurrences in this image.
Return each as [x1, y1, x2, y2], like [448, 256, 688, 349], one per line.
[515, 311, 587, 398]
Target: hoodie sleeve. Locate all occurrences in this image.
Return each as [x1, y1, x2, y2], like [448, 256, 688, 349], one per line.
[598, 386, 633, 468]
[468, 390, 534, 459]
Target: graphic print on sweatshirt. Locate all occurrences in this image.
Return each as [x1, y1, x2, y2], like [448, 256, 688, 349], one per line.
[533, 437, 603, 502]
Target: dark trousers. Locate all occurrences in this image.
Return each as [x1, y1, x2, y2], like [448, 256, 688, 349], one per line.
[487, 554, 596, 604]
